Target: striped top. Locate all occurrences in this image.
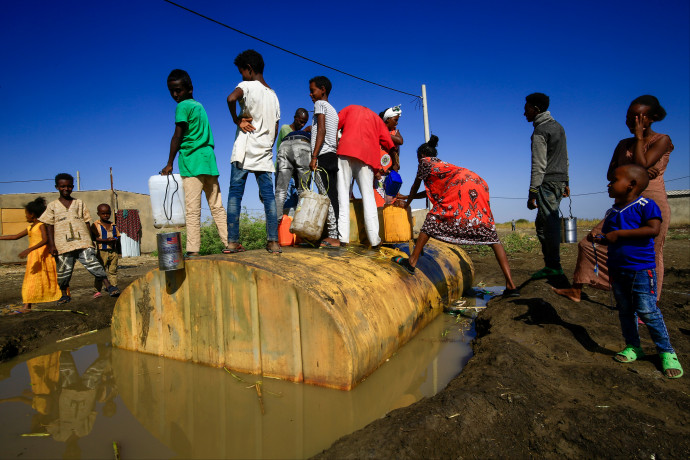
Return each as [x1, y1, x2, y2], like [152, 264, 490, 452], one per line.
[93, 220, 120, 250]
[311, 100, 338, 156]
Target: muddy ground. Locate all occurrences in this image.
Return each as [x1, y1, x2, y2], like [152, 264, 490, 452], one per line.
[1, 232, 689, 458]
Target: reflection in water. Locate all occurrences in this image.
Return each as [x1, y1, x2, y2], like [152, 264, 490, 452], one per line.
[0, 289, 497, 459]
[0, 343, 117, 458]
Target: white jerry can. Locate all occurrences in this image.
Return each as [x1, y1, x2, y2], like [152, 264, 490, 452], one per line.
[148, 174, 186, 228]
[290, 171, 330, 240]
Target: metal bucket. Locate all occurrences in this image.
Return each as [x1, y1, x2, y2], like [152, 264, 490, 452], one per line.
[157, 232, 184, 271]
[561, 217, 578, 244]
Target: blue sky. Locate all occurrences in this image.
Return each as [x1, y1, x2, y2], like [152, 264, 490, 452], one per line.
[1, 0, 688, 222]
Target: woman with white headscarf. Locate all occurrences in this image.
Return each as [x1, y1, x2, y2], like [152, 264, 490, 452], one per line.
[373, 105, 404, 206]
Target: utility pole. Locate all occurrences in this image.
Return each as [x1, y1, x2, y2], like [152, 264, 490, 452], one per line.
[421, 84, 430, 142]
[422, 85, 430, 209]
[76, 171, 81, 191]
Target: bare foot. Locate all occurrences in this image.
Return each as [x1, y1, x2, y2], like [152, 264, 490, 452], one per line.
[665, 368, 682, 378]
[18, 303, 31, 313]
[321, 238, 340, 248]
[552, 287, 581, 303]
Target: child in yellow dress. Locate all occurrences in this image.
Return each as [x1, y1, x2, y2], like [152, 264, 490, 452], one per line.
[0, 197, 61, 312]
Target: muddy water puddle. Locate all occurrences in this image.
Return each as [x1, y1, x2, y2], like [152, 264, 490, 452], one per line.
[0, 287, 501, 459]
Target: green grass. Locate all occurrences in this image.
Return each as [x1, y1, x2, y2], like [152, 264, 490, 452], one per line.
[152, 209, 268, 255]
[461, 232, 540, 256]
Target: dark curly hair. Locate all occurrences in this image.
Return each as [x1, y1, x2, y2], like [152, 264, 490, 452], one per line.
[234, 49, 265, 74]
[167, 69, 193, 89]
[630, 95, 666, 121]
[25, 197, 47, 219]
[525, 93, 550, 113]
[417, 134, 439, 160]
[309, 76, 332, 96]
[54, 173, 74, 186]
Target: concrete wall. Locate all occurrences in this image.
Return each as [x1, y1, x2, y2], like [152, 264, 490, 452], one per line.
[668, 192, 690, 227]
[0, 190, 155, 263]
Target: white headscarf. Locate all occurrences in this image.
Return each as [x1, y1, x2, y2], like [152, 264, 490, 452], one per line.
[382, 105, 402, 121]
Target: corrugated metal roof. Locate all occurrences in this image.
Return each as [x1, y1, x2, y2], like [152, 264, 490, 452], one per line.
[667, 189, 690, 196]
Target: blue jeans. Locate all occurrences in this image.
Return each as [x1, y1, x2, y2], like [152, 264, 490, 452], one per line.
[612, 268, 674, 353]
[227, 163, 279, 242]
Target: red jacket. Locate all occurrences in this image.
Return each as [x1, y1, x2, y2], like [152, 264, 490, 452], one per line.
[337, 105, 396, 170]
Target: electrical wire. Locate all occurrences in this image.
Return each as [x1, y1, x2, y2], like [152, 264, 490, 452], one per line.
[491, 175, 690, 200]
[162, 0, 421, 99]
[0, 178, 52, 184]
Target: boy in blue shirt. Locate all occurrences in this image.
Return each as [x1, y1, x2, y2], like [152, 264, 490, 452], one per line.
[597, 164, 682, 378]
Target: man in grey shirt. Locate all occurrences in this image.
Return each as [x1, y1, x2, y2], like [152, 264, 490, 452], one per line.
[524, 92, 570, 278]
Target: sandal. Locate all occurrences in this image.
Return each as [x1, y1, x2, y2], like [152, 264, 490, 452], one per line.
[107, 286, 121, 297]
[502, 288, 521, 298]
[93, 292, 102, 299]
[266, 242, 282, 254]
[222, 244, 246, 254]
[391, 256, 415, 274]
[660, 352, 684, 379]
[57, 295, 71, 305]
[614, 345, 645, 363]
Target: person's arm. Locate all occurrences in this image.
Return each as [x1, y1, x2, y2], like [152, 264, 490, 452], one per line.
[603, 218, 660, 244]
[310, 113, 326, 171]
[632, 115, 671, 169]
[161, 122, 186, 175]
[378, 120, 396, 151]
[401, 178, 426, 208]
[274, 121, 279, 144]
[528, 133, 547, 210]
[227, 86, 255, 133]
[0, 229, 28, 241]
[91, 223, 115, 245]
[19, 225, 48, 259]
[45, 224, 57, 256]
[391, 130, 403, 146]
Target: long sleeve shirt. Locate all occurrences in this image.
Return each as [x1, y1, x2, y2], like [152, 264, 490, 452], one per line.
[530, 111, 569, 192]
[337, 105, 395, 170]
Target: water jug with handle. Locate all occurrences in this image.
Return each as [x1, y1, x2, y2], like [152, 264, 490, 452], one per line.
[149, 174, 186, 228]
[290, 170, 330, 240]
[560, 196, 577, 243]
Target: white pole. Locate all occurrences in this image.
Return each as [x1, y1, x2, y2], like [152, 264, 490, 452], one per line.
[421, 84, 430, 142]
[422, 85, 430, 209]
[76, 171, 81, 191]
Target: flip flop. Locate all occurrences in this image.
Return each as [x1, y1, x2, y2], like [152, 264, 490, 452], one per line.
[107, 286, 121, 297]
[320, 241, 340, 249]
[266, 242, 282, 254]
[222, 244, 246, 254]
[614, 345, 645, 363]
[391, 256, 415, 274]
[502, 288, 521, 298]
[660, 352, 684, 379]
[57, 295, 72, 305]
[93, 292, 102, 299]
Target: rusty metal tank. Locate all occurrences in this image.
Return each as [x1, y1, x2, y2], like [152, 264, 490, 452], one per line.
[111, 241, 473, 390]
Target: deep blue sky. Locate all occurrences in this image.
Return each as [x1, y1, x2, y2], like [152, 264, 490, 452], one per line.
[1, 0, 688, 221]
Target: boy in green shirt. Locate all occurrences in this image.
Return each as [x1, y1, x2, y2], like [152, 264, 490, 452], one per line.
[161, 69, 228, 256]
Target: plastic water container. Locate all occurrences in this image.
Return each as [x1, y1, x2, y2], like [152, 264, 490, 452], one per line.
[291, 172, 329, 240]
[278, 216, 295, 246]
[149, 175, 186, 228]
[384, 171, 403, 197]
[381, 205, 412, 243]
[157, 232, 184, 271]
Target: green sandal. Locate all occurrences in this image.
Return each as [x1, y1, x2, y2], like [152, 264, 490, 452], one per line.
[614, 345, 645, 363]
[660, 352, 683, 379]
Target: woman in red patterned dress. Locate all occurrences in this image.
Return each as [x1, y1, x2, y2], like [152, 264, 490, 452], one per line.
[393, 135, 519, 297]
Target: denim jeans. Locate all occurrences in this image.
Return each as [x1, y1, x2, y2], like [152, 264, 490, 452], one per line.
[536, 181, 566, 269]
[227, 162, 279, 242]
[275, 138, 311, 218]
[612, 268, 674, 353]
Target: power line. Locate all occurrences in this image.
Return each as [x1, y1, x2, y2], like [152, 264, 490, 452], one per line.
[162, 0, 421, 99]
[0, 178, 52, 184]
[491, 175, 690, 200]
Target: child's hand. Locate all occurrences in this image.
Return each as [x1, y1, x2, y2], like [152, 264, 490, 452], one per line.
[238, 117, 255, 133]
[18, 249, 30, 259]
[586, 229, 601, 242]
[603, 231, 620, 244]
[309, 157, 318, 172]
[48, 244, 58, 256]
